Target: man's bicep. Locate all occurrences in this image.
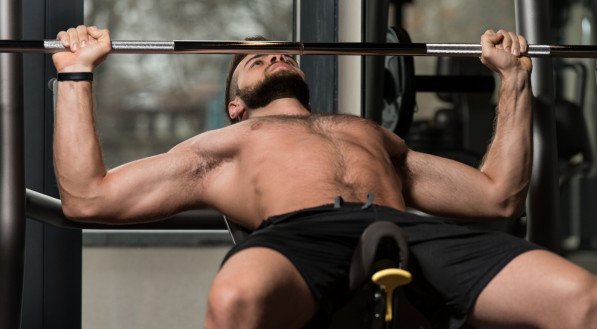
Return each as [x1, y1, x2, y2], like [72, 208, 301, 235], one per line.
[403, 150, 504, 219]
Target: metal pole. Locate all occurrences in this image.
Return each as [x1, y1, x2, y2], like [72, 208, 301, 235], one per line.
[0, 40, 596, 57]
[0, 0, 25, 327]
[516, 0, 560, 251]
[363, 0, 389, 122]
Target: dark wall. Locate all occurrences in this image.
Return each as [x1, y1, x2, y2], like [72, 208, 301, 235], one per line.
[22, 0, 82, 328]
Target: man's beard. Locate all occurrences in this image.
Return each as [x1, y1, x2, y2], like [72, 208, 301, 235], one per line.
[237, 71, 310, 111]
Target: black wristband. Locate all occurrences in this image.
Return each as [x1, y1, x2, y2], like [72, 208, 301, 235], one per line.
[57, 72, 93, 82]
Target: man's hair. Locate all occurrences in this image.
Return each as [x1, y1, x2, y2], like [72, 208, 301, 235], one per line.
[224, 36, 269, 124]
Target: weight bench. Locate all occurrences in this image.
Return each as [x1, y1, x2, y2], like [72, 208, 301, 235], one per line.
[224, 216, 424, 329]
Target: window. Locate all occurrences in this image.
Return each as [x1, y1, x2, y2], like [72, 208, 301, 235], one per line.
[82, 1, 293, 328]
[85, 0, 294, 166]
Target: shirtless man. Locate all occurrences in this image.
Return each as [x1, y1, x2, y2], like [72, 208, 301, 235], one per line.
[52, 25, 596, 328]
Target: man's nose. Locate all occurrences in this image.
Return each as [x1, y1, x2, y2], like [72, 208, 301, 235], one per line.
[269, 55, 287, 63]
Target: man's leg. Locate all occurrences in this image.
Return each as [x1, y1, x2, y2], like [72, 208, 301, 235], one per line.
[468, 250, 597, 329]
[205, 247, 317, 329]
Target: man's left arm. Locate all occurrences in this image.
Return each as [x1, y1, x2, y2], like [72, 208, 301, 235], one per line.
[401, 30, 533, 220]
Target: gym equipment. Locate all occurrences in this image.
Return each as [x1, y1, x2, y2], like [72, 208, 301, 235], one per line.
[382, 26, 415, 137]
[345, 221, 414, 328]
[25, 188, 226, 230]
[381, 26, 496, 137]
[1, 39, 597, 57]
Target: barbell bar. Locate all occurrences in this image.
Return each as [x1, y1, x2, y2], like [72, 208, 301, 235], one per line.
[1, 39, 597, 58]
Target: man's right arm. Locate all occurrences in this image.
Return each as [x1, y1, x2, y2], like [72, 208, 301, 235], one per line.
[398, 30, 533, 221]
[53, 26, 234, 223]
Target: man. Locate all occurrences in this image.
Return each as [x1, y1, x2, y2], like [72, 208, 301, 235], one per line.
[52, 26, 596, 329]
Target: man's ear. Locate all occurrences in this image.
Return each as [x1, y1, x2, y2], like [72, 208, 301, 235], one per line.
[228, 98, 246, 122]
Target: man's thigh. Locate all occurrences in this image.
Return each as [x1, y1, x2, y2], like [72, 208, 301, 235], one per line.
[468, 249, 596, 329]
[207, 247, 317, 329]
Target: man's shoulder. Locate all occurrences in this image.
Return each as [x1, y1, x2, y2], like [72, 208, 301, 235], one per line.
[172, 123, 248, 153]
[213, 114, 379, 133]
[321, 113, 383, 131]
[326, 113, 376, 123]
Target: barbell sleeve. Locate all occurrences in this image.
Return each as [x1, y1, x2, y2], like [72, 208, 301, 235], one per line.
[1, 39, 597, 58]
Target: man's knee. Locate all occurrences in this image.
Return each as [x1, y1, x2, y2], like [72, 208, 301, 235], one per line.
[560, 273, 597, 329]
[471, 251, 597, 329]
[573, 275, 597, 329]
[205, 280, 262, 329]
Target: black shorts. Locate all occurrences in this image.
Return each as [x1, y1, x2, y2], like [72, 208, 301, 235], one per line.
[222, 203, 540, 329]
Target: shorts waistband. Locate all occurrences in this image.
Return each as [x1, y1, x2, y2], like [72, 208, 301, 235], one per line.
[257, 194, 397, 230]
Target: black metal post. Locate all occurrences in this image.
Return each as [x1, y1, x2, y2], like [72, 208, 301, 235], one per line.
[363, 0, 389, 122]
[515, 0, 560, 251]
[299, 0, 338, 114]
[0, 0, 25, 328]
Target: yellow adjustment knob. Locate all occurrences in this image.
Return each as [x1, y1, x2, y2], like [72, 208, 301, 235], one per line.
[371, 268, 412, 322]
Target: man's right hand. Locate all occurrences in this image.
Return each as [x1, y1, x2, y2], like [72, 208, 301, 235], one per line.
[52, 25, 112, 73]
[480, 29, 532, 79]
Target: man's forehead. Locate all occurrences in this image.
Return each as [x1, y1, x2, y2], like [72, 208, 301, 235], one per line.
[237, 54, 298, 70]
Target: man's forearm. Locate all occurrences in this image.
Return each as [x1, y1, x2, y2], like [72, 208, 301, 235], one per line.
[480, 71, 533, 214]
[54, 81, 107, 211]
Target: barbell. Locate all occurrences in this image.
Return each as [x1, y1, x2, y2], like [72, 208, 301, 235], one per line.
[1, 39, 597, 57]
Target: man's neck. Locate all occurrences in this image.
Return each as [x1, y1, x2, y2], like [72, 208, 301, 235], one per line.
[249, 98, 310, 119]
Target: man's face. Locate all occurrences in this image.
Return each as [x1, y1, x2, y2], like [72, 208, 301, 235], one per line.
[236, 54, 304, 90]
[232, 54, 310, 112]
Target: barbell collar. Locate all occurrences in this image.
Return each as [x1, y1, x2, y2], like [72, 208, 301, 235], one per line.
[1, 39, 597, 58]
